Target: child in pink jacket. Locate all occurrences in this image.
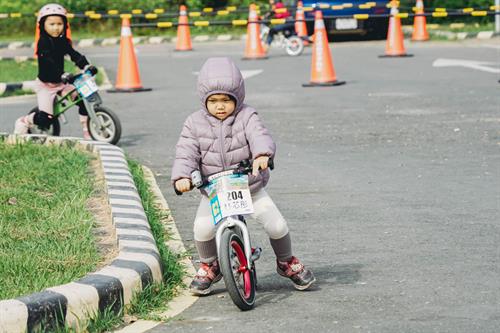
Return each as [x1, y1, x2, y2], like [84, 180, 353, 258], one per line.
[171, 57, 315, 295]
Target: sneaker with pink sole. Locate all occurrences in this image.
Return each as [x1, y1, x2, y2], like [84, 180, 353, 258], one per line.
[277, 256, 315, 290]
[190, 260, 222, 296]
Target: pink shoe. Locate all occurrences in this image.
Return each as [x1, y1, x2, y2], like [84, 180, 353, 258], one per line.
[277, 256, 315, 290]
[14, 116, 30, 135]
[82, 128, 92, 140]
[189, 260, 222, 295]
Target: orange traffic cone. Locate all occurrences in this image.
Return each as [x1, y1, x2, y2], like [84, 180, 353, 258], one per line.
[243, 4, 267, 60]
[295, 1, 310, 46]
[175, 5, 193, 51]
[302, 10, 345, 87]
[34, 20, 72, 58]
[412, 0, 429, 41]
[108, 18, 151, 92]
[379, 1, 413, 57]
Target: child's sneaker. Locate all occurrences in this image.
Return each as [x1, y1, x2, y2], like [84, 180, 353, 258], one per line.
[277, 256, 315, 290]
[82, 128, 91, 140]
[14, 116, 30, 135]
[190, 260, 222, 296]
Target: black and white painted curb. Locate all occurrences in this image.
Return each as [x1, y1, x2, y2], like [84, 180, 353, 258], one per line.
[0, 55, 36, 62]
[0, 134, 163, 333]
[0, 81, 36, 96]
[0, 29, 498, 51]
[402, 26, 498, 40]
[0, 67, 113, 96]
[0, 34, 244, 50]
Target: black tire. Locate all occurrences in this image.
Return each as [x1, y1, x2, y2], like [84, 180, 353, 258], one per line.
[27, 107, 61, 136]
[219, 228, 256, 311]
[87, 106, 121, 145]
[367, 17, 389, 40]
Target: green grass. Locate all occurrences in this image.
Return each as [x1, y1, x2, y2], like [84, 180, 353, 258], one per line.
[0, 142, 100, 300]
[0, 59, 40, 82]
[57, 159, 186, 331]
[0, 59, 104, 84]
[0, 143, 186, 330]
[448, 22, 494, 33]
[126, 159, 185, 320]
[0, 59, 106, 98]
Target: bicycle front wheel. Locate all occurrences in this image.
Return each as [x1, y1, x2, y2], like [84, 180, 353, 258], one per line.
[220, 228, 256, 311]
[87, 106, 122, 145]
[285, 36, 304, 56]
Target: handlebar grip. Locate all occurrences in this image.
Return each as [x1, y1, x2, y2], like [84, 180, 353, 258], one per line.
[61, 73, 74, 84]
[268, 158, 274, 170]
[86, 65, 98, 76]
[174, 188, 183, 196]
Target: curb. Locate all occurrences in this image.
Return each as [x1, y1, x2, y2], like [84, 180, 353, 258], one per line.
[0, 66, 113, 96]
[0, 81, 36, 96]
[0, 34, 245, 50]
[0, 134, 163, 333]
[0, 55, 36, 62]
[0, 29, 497, 50]
[112, 166, 198, 333]
[402, 26, 498, 40]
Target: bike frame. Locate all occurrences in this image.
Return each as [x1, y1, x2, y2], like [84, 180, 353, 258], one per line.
[52, 88, 81, 117]
[52, 78, 104, 129]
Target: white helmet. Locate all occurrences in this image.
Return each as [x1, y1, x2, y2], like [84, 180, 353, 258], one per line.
[37, 3, 67, 22]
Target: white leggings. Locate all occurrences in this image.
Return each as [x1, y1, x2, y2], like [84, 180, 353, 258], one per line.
[193, 188, 289, 242]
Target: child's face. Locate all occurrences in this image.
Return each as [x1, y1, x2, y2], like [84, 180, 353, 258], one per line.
[206, 94, 236, 120]
[44, 16, 64, 37]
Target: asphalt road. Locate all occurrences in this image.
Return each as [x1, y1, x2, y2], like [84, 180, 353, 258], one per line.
[1, 39, 499, 333]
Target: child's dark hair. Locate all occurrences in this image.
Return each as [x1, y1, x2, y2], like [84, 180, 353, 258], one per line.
[228, 94, 237, 106]
[205, 93, 237, 108]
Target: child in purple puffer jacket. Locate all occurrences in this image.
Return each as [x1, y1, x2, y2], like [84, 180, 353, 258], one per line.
[171, 57, 315, 295]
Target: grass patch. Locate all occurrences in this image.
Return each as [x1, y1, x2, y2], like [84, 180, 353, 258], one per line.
[77, 159, 186, 331]
[0, 146, 186, 330]
[448, 22, 494, 33]
[0, 142, 100, 300]
[0, 59, 105, 96]
[126, 159, 185, 320]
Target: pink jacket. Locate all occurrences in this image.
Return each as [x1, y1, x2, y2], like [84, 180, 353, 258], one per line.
[171, 57, 276, 194]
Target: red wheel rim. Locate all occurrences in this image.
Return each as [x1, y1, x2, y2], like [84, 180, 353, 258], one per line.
[231, 240, 251, 299]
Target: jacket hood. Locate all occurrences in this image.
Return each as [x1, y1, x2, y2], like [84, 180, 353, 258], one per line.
[197, 57, 245, 113]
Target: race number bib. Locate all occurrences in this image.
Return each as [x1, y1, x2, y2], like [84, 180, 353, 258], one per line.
[74, 73, 98, 98]
[208, 174, 254, 225]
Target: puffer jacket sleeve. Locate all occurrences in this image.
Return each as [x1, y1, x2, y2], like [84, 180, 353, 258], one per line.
[245, 111, 276, 158]
[171, 115, 201, 184]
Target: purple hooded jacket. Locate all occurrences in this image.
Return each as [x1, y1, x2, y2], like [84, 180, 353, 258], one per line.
[171, 57, 276, 194]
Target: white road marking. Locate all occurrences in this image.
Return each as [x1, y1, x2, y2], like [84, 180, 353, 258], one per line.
[433, 58, 500, 74]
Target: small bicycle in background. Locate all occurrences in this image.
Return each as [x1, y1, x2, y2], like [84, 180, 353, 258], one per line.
[178, 159, 274, 310]
[260, 24, 304, 57]
[28, 68, 122, 145]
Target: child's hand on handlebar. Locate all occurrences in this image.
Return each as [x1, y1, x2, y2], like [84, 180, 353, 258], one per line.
[175, 178, 192, 193]
[83, 65, 98, 76]
[252, 156, 270, 176]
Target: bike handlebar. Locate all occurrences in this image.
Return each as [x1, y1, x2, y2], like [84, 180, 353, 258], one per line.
[61, 66, 98, 84]
[174, 158, 274, 196]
